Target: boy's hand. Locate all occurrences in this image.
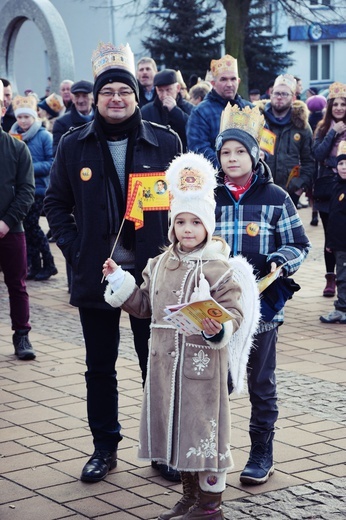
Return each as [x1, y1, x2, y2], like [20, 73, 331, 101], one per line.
[102, 258, 119, 277]
[202, 318, 222, 336]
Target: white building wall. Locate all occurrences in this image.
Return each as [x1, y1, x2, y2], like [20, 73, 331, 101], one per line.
[12, 0, 153, 97]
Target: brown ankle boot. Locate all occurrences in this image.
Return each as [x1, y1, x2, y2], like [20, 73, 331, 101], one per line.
[171, 485, 224, 519]
[158, 472, 198, 520]
[323, 273, 336, 297]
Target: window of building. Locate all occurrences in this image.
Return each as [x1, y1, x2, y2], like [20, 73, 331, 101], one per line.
[310, 43, 331, 82]
[309, 0, 331, 6]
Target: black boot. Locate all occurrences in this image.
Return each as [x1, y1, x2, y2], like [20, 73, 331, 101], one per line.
[34, 258, 58, 281]
[26, 255, 41, 280]
[240, 431, 274, 485]
[158, 472, 198, 519]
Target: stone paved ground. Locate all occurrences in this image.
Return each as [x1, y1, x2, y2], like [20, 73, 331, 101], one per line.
[0, 207, 345, 520]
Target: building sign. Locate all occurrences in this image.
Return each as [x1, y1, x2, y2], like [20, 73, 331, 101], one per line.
[289, 24, 346, 41]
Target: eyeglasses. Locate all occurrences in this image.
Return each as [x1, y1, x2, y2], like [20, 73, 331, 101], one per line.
[272, 91, 291, 98]
[98, 89, 134, 98]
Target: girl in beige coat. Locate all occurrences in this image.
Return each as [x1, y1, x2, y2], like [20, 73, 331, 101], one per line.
[103, 153, 255, 519]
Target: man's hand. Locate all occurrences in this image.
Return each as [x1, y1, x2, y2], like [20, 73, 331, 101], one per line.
[0, 220, 10, 239]
[162, 96, 177, 112]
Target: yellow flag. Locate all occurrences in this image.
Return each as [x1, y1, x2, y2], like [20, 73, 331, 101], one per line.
[125, 180, 144, 230]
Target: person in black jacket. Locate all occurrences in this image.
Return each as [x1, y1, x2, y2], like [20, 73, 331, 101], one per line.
[52, 80, 94, 155]
[44, 43, 182, 484]
[320, 141, 346, 324]
[141, 69, 193, 151]
[0, 77, 16, 132]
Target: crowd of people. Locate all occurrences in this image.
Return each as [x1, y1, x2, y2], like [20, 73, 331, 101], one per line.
[1, 42, 346, 520]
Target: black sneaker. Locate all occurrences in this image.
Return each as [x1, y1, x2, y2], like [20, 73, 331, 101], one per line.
[13, 333, 36, 360]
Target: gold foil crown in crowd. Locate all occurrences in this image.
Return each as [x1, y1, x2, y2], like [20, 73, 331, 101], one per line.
[45, 93, 64, 113]
[91, 42, 135, 79]
[210, 55, 238, 79]
[219, 104, 265, 143]
[337, 140, 346, 156]
[13, 95, 37, 113]
[328, 82, 346, 100]
[273, 73, 297, 94]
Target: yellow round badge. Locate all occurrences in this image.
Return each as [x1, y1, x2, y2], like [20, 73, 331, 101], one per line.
[339, 193, 345, 201]
[80, 167, 92, 181]
[246, 222, 260, 237]
[294, 133, 301, 141]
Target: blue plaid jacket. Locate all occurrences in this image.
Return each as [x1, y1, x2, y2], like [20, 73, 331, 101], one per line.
[215, 160, 311, 325]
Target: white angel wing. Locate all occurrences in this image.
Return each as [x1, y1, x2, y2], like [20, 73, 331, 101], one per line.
[228, 255, 261, 394]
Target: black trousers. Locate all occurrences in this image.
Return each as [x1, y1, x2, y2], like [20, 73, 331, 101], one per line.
[79, 307, 150, 451]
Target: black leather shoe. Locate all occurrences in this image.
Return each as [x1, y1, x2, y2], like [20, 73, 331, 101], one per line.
[151, 461, 181, 482]
[81, 450, 117, 482]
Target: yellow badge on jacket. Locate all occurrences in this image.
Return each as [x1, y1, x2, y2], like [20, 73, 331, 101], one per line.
[246, 222, 260, 237]
[80, 167, 92, 181]
[293, 133, 301, 141]
[339, 193, 345, 201]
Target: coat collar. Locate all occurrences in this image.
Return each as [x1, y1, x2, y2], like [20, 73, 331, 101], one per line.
[77, 118, 161, 147]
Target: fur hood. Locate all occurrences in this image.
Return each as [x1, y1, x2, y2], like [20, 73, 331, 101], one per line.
[254, 99, 310, 130]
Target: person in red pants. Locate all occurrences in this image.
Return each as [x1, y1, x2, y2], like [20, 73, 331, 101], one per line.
[0, 80, 36, 360]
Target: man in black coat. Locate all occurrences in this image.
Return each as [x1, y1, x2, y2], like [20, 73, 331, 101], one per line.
[52, 80, 94, 155]
[0, 78, 16, 132]
[141, 69, 193, 151]
[45, 43, 182, 484]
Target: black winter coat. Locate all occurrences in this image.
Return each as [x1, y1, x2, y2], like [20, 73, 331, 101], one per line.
[326, 177, 346, 252]
[44, 119, 182, 309]
[141, 93, 193, 151]
[52, 104, 94, 155]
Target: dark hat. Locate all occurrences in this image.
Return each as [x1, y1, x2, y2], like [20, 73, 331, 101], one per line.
[307, 87, 318, 96]
[93, 69, 139, 103]
[216, 128, 260, 169]
[154, 69, 178, 87]
[71, 80, 93, 94]
[249, 88, 260, 95]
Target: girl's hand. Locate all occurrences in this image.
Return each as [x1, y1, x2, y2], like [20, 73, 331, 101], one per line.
[102, 258, 119, 277]
[202, 318, 222, 336]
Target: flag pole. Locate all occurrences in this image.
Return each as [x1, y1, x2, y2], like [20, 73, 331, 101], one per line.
[101, 217, 126, 283]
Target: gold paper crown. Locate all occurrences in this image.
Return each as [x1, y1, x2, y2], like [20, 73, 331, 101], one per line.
[91, 42, 135, 79]
[328, 82, 346, 100]
[175, 70, 186, 88]
[219, 104, 265, 143]
[337, 140, 346, 157]
[273, 74, 297, 94]
[13, 95, 37, 113]
[204, 70, 213, 83]
[210, 55, 238, 79]
[45, 93, 64, 113]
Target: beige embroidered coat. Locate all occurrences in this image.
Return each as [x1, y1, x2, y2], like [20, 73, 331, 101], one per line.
[105, 239, 243, 472]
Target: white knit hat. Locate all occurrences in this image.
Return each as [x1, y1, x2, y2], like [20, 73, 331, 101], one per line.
[165, 152, 217, 245]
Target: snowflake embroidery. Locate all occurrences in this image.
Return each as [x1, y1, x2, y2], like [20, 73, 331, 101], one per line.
[186, 419, 217, 459]
[192, 350, 210, 375]
[186, 420, 232, 462]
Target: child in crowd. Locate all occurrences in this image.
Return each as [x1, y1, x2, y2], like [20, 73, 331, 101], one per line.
[11, 95, 57, 281]
[102, 152, 259, 520]
[214, 105, 310, 486]
[320, 141, 346, 324]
